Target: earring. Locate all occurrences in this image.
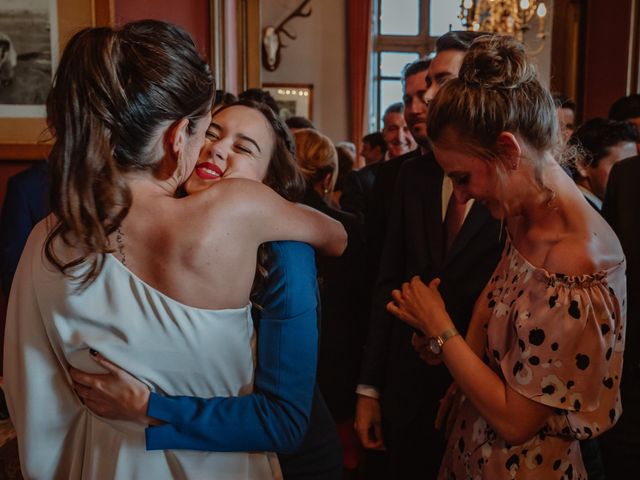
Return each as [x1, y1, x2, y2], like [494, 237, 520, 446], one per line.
[323, 187, 329, 195]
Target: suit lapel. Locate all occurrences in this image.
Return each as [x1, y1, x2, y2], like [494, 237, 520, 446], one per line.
[443, 201, 493, 266]
[421, 155, 445, 267]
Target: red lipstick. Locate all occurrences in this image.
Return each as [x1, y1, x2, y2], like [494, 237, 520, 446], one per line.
[194, 162, 224, 180]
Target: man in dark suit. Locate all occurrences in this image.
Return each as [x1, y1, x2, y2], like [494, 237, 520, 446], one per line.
[569, 118, 638, 212]
[600, 155, 640, 479]
[355, 31, 503, 478]
[0, 160, 50, 297]
[340, 103, 415, 223]
[0, 160, 49, 419]
[366, 57, 432, 287]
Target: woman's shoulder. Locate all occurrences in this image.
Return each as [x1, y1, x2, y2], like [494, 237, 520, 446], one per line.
[180, 179, 279, 235]
[191, 178, 275, 209]
[542, 228, 623, 278]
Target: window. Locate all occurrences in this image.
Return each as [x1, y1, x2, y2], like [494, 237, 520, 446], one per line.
[370, 0, 464, 131]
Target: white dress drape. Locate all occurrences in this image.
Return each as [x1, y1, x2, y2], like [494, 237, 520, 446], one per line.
[3, 219, 279, 479]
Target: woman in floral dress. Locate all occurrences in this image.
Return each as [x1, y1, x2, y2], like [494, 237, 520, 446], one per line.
[388, 35, 625, 480]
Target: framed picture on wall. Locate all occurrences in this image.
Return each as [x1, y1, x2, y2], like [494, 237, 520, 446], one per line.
[263, 83, 313, 121]
[0, 0, 113, 160]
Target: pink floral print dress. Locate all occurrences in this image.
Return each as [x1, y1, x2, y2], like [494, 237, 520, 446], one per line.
[439, 239, 626, 480]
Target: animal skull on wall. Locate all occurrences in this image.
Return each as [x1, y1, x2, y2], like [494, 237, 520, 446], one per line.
[262, 0, 312, 72]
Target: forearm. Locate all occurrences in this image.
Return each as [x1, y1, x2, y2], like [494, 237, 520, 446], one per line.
[146, 306, 317, 453]
[299, 202, 347, 257]
[441, 336, 550, 444]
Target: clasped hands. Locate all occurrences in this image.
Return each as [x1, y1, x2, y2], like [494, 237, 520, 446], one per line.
[387, 276, 454, 363]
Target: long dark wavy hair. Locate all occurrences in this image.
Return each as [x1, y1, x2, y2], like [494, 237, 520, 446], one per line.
[44, 20, 214, 287]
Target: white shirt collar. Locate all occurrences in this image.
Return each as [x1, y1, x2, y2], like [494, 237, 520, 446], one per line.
[577, 185, 602, 211]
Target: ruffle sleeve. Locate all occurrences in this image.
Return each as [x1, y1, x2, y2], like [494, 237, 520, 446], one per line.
[498, 267, 625, 415]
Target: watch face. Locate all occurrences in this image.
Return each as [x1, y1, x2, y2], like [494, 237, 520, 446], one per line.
[428, 337, 441, 355]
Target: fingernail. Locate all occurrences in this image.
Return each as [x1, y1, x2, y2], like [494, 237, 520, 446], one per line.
[89, 348, 99, 357]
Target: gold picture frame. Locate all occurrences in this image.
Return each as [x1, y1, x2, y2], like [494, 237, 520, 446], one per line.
[263, 83, 313, 121]
[0, 0, 114, 160]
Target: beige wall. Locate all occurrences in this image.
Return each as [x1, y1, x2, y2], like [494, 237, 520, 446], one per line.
[261, 0, 350, 142]
[524, 0, 553, 88]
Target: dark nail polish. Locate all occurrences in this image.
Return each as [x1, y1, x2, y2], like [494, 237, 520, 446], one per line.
[89, 348, 99, 357]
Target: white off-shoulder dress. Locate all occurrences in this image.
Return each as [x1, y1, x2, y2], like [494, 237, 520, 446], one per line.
[3, 219, 280, 480]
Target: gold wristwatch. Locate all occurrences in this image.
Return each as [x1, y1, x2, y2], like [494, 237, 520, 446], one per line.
[428, 328, 459, 355]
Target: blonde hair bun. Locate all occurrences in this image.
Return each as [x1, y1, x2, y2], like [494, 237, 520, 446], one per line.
[459, 34, 536, 90]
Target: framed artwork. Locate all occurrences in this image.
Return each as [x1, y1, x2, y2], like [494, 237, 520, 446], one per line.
[263, 83, 313, 121]
[0, 0, 113, 160]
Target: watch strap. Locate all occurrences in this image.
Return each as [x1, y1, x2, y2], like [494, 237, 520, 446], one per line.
[438, 327, 459, 346]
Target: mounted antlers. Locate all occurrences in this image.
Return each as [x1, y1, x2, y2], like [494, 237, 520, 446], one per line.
[262, 0, 312, 71]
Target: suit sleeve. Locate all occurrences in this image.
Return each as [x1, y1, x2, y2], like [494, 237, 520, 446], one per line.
[365, 165, 390, 292]
[145, 241, 319, 453]
[602, 162, 621, 231]
[0, 175, 35, 296]
[340, 171, 365, 223]
[358, 167, 407, 388]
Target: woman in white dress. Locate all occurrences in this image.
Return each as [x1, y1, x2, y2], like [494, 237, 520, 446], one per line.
[2, 20, 345, 480]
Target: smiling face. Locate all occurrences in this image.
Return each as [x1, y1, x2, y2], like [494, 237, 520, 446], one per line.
[185, 105, 276, 195]
[382, 111, 416, 159]
[432, 141, 506, 218]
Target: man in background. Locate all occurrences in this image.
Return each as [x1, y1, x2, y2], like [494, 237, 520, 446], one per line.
[553, 93, 577, 144]
[569, 118, 638, 210]
[341, 103, 415, 222]
[609, 93, 640, 152]
[379, 102, 416, 160]
[366, 57, 432, 276]
[600, 154, 640, 479]
[355, 31, 502, 479]
[359, 132, 386, 167]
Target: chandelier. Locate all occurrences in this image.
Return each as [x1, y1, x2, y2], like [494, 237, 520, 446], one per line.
[459, 0, 548, 43]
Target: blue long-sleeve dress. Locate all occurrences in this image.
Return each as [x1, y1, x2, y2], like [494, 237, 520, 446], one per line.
[145, 241, 342, 477]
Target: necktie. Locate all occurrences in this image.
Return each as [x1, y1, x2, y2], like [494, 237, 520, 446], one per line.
[444, 194, 466, 252]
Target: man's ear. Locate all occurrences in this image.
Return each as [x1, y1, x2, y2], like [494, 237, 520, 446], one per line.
[574, 158, 590, 179]
[495, 132, 522, 170]
[167, 118, 190, 158]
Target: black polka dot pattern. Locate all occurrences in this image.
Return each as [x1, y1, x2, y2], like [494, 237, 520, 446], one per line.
[529, 328, 545, 346]
[438, 238, 626, 479]
[575, 354, 590, 370]
[568, 300, 581, 319]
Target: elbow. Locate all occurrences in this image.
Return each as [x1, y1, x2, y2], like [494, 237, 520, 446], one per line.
[336, 228, 348, 256]
[501, 432, 531, 447]
[271, 415, 310, 454]
[328, 223, 348, 257]
[496, 424, 540, 446]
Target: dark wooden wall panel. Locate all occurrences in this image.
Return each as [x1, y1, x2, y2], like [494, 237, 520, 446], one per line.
[582, 0, 634, 119]
[114, 0, 210, 57]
